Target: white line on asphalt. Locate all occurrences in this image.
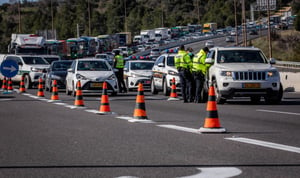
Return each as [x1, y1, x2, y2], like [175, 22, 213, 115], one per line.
[226, 137, 300, 154]
[257, 109, 300, 116]
[179, 167, 242, 178]
[157, 124, 200, 134]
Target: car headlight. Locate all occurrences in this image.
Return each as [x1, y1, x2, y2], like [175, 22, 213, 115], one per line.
[76, 74, 87, 80]
[31, 67, 45, 72]
[220, 71, 233, 77]
[107, 74, 117, 80]
[168, 70, 178, 75]
[267, 70, 278, 77]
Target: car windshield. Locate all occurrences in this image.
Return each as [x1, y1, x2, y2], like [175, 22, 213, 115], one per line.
[77, 61, 110, 71]
[217, 50, 267, 63]
[23, 57, 49, 65]
[130, 62, 154, 70]
[52, 61, 72, 71]
[96, 55, 106, 59]
[167, 56, 175, 66]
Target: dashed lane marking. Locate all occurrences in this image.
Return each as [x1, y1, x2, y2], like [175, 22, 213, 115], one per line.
[226, 137, 300, 154]
[257, 109, 300, 116]
[157, 124, 200, 134]
[179, 167, 242, 178]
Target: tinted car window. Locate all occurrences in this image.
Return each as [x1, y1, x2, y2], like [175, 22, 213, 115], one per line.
[167, 56, 175, 66]
[77, 61, 110, 71]
[23, 57, 48, 64]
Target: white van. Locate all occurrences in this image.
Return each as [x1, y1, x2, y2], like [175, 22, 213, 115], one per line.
[0, 54, 50, 89]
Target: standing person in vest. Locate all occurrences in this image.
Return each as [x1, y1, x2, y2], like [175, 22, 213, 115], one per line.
[192, 47, 209, 103]
[114, 50, 127, 93]
[175, 45, 192, 103]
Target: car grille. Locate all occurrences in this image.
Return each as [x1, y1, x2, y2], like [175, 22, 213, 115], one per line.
[233, 71, 266, 81]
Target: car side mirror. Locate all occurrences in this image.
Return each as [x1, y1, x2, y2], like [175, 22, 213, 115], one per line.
[269, 58, 276, 64]
[18, 62, 23, 66]
[205, 57, 214, 64]
[67, 68, 74, 73]
[157, 63, 164, 67]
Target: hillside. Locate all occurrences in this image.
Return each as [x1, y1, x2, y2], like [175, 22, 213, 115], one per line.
[0, 0, 298, 59]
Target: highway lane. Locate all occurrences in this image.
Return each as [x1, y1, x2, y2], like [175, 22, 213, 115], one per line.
[1, 89, 300, 177]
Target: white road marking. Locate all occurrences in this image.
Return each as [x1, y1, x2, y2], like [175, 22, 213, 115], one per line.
[226, 137, 300, 154]
[158, 125, 200, 134]
[179, 167, 242, 178]
[257, 109, 300, 116]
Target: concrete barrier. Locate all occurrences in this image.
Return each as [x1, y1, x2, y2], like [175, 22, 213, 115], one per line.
[280, 72, 300, 92]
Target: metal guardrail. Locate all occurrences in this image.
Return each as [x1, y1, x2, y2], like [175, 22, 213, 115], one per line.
[275, 61, 300, 69]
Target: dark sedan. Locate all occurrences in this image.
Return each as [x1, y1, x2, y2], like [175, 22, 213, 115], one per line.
[44, 60, 73, 91]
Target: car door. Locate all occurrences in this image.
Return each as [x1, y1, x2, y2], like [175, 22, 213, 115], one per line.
[152, 55, 165, 89]
[66, 60, 76, 91]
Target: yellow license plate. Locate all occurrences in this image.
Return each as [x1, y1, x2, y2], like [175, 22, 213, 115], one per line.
[91, 83, 103, 87]
[243, 83, 261, 88]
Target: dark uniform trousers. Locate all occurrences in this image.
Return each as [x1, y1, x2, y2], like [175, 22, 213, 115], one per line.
[178, 67, 192, 102]
[193, 71, 205, 103]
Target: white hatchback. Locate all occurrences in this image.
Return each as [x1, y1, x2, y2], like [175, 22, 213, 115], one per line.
[65, 58, 118, 96]
[124, 60, 154, 91]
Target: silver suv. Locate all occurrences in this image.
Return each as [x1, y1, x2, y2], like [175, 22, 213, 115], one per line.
[204, 47, 283, 104]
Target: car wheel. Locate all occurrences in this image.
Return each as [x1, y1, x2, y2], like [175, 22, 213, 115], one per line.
[151, 78, 158, 94]
[264, 84, 283, 105]
[250, 96, 261, 104]
[213, 80, 226, 104]
[163, 78, 170, 96]
[24, 74, 32, 89]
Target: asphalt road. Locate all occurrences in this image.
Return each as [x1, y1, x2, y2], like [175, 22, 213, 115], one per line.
[1, 87, 300, 178]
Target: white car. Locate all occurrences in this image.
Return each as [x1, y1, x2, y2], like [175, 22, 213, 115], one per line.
[205, 40, 214, 48]
[0, 54, 50, 89]
[95, 53, 114, 66]
[204, 47, 283, 104]
[124, 60, 154, 91]
[151, 52, 180, 96]
[65, 58, 118, 96]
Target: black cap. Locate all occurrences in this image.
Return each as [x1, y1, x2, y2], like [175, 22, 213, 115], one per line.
[203, 47, 209, 52]
[179, 45, 185, 50]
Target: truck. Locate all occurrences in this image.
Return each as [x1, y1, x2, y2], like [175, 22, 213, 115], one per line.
[154, 28, 169, 41]
[116, 32, 132, 46]
[140, 30, 155, 43]
[202, 23, 217, 34]
[133, 35, 145, 44]
[8, 34, 47, 55]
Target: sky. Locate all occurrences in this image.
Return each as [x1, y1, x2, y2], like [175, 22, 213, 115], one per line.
[0, 0, 38, 5]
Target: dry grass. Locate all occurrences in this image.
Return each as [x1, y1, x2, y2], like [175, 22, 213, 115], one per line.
[252, 29, 300, 62]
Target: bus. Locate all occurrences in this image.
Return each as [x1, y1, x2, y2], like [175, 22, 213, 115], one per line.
[202, 23, 217, 34]
[80, 36, 97, 56]
[188, 24, 202, 33]
[45, 39, 65, 57]
[66, 38, 86, 59]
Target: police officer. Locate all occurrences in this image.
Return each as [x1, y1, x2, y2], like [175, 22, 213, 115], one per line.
[175, 45, 192, 103]
[192, 47, 209, 103]
[114, 50, 127, 93]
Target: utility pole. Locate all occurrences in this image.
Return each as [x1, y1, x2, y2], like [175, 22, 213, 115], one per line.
[88, 0, 91, 36]
[124, 0, 127, 32]
[241, 0, 247, 46]
[234, 0, 238, 46]
[51, 0, 55, 39]
[18, 0, 21, 33]
[267, 0, 272, 58]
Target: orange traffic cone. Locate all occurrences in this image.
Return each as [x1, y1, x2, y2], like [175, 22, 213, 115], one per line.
[74, 80, 85, 107]
[98, 81, 112, 114]
[19, 76, 26, 93]
[168, 77, 180, 101]
[133, 83, 148, 119]
[37, 77, 45, 97]
[199, 84, 226, 133]
[1, 77, 7, 91]
[50, 80, 60, 100]
[7, 78, 14, 93]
